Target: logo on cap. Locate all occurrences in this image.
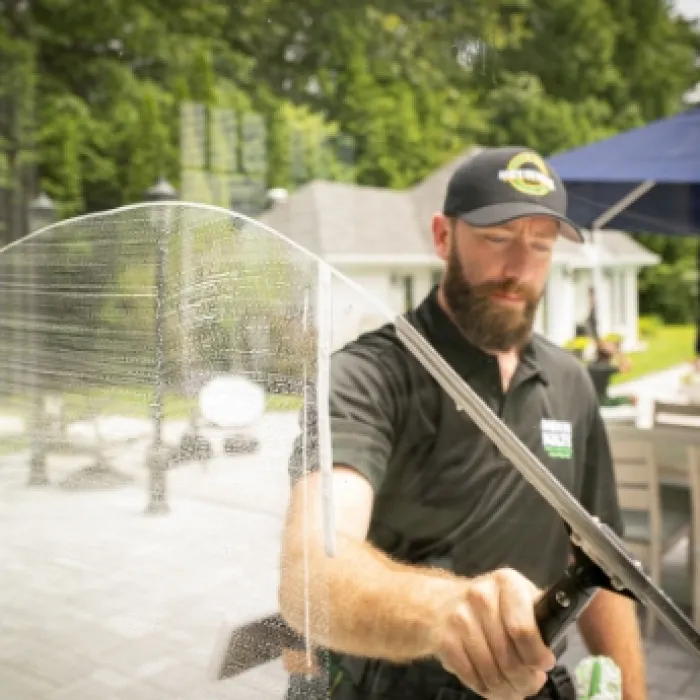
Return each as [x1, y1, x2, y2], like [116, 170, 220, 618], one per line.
[498, 152, 555, 197]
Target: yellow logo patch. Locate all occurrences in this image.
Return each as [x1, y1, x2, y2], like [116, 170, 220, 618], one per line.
[498, 152, 556, 197]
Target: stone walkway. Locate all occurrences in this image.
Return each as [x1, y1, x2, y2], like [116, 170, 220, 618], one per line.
[608, 362, 694, 401]
[0, 413, 299, 699]
[0, 486, 289, 700]
[1, 411, 699, 698]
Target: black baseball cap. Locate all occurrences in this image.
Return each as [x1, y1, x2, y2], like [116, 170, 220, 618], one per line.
[442, 146, 583, 243]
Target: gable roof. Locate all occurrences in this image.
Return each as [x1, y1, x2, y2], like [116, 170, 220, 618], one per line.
[260, 179, 433, 259]
[259, 147, 659, 268]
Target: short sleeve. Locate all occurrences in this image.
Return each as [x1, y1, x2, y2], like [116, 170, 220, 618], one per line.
[579, 392, 625, 538]
[288, 345, 400, 493]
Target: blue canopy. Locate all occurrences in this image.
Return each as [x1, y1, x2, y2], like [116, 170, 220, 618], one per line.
[547, 106, 700, 236]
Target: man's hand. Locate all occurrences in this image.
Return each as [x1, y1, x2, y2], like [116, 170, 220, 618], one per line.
[433, 568, 555, 700]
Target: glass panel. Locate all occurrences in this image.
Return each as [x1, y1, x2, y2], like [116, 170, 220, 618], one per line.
[0, 204, 391, 698]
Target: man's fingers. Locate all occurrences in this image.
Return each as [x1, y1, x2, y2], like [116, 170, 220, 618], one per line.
[436, 569, 557, 699]
[473, 581, 537, 695]
[498, 573, 556, 673]
[439, 634, 486, 697]
[461, 588, 509, 693]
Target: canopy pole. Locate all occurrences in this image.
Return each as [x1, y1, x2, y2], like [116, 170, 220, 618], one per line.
[590, 180, 656, 231]
[587, 180, 656, 341]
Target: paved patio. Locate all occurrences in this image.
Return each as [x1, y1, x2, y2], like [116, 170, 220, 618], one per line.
[1, 408, 699, 698]
[608, 362, 694, 401]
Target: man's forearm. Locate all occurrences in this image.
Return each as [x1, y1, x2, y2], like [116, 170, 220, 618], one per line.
[577, 590, 647, 700]
[279, 533, 464, 663]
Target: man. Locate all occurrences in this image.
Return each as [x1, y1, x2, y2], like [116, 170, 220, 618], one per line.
[279, 147, 647, 700]
[583, 286, 599, 342]
[583, 285, 631, 387]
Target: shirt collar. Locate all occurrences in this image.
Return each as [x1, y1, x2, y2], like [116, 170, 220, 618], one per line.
[408, 286, 549, 387]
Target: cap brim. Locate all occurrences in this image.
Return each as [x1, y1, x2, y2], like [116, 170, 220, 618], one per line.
[458, 203, 583, 243]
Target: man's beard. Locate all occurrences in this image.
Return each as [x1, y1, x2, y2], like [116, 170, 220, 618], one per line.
[442, 247, 542, 352]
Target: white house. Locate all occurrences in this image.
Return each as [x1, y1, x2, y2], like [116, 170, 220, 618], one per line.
[258, 148, 660, 351]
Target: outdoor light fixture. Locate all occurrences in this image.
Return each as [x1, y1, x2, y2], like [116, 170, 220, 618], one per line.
[143, 176, 178, 515]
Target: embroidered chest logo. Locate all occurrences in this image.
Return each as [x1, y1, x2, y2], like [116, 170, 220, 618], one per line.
[541, 419, 572, 460]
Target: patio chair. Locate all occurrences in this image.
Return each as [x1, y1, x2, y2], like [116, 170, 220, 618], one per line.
[652, 401, 700, 626]
[610, 438, 691, 638]
[654, 400, 700, 429]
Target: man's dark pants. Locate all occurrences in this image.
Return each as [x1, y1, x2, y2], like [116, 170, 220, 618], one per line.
[285, 662, 575, 699]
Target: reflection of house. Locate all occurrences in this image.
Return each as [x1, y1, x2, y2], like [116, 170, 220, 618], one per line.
[260, 148, 659, 350]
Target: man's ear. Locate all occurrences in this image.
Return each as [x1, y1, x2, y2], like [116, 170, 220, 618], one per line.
[432, 213, 451, 261]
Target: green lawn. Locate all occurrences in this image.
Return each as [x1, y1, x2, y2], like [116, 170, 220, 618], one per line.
[0, 436, 27, 456]
[610, 324, 695, 385]
[2, 327, 693, 422]
[0, 386, 302, 424]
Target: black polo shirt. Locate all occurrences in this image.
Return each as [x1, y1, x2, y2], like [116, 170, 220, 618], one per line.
[290, 286, 624, 589]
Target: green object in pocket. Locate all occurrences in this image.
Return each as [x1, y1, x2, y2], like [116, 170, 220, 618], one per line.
[575, 656, 622, 699]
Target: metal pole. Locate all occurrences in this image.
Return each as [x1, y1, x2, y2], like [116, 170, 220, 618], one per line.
[144, 177, 177, 515]
[27, 192, 55, 486]
[153, 221, 166, 447]
[588, 180, 656, 339]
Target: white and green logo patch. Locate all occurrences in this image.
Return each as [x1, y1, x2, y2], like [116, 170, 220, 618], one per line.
[541, 419, 572, 460]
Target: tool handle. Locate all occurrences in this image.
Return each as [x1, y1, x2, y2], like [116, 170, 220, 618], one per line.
[535, 559, 601, 652]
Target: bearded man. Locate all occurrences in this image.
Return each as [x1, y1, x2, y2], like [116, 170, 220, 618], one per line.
[279, 147, 647, 700]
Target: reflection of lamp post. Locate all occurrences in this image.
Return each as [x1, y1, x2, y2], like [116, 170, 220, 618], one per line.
[28, 192, 56, 233]
[144, 177, 178, 514]
[27, 192, 56, 487]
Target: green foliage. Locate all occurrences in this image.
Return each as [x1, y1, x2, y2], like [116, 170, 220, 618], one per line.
[1, 0, 699, 323]
[602, 332, 623, 347]
[638, 314, 664, 339]
[637, 258, 697, 324]
[563, 336, 591, 351]
[481, 73, 638, 155]
[3, 0, 698, 209]
[632, 233, 698, 324]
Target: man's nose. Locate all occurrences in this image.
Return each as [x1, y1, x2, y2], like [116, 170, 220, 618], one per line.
[502, 239, 531, 278]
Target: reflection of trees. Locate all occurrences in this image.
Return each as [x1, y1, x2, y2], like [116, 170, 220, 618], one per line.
[192, 317, 231, 375]
[0, 210, 323, 402]
[21, 230, 124, 394]
[98, 260, 158, 386]
[190, 290, 315, 395]
[182, 222, 318, 395]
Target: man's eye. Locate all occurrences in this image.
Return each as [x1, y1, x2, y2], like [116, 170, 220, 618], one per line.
[533, 242, 554, 253]
[485, 235, 509, 244]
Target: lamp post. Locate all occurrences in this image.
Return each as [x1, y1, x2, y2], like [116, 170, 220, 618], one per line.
[28, 192, 57, 234]
[27, 192, 56, 487]
[144, 177, 178, 514]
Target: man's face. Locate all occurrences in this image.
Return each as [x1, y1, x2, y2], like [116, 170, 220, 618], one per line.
[433, 215, 558, 352]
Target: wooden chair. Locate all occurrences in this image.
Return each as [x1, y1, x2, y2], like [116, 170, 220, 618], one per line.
[610, 439, 691, 638]
[651, 401, 700, 627]
[653, 400, 700, 429]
